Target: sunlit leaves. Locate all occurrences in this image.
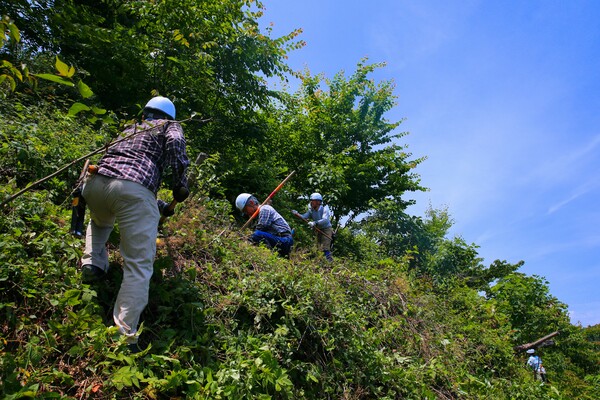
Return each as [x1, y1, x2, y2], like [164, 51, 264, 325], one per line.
[33, 73, 74, 86]
[275, 60, 425, 221]
[54, 56, 74, 78]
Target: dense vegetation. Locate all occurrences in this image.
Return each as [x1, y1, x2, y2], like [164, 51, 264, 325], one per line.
[2, 2, 600, 398]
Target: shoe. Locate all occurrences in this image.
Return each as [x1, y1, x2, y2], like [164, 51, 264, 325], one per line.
[81, 265, 106, 283]
[127, 343, 141, 354]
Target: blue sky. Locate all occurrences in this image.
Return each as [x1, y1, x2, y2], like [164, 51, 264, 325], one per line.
[260, 1, 600, 327]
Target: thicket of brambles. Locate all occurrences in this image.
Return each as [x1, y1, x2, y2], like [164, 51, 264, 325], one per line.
[1, 2, 599, 398]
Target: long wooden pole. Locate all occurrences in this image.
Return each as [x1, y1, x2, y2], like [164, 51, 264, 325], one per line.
[514, 331, 560, 352]
[0, 116, 210, 208]
[292, 211, 333, 241]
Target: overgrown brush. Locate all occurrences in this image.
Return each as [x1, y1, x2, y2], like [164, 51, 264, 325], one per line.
[0, 183, 584, 399]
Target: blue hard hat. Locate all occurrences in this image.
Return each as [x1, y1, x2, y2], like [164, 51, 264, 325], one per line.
[144, 96, 176, 119]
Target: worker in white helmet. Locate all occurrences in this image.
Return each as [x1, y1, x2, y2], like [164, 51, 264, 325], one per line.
[526, 349, 548, 382]
[235, 193, 293, 258]
[293, 192, 334, 261]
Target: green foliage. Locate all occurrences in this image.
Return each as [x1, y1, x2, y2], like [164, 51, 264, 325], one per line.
[274, 60, 426, 223]
[1, 15, 34, 94]
[488, 273, 571, 344]
[1, 184, 598, 398]
[0, 98, 113, 203]
[1, 3, 599, 399]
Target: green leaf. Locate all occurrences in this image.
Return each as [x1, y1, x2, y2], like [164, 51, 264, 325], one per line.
[68, 102, 91, 116]
[8, 22, 20, 43]
[90, 106, 106, 115]
[77, 80, 93, 98]
[55, 56, 72, 77]
[34, 73, 74, 87]
[167, 56, 183, 64]
[0, 75, 15, 91]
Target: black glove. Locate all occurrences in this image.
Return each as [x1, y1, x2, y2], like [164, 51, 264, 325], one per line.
[157, 199, 175, 217]
[173, 186, 190, 203]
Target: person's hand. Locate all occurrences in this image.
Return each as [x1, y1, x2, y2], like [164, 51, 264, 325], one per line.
[173, 186, 189, 202]
[308, 221, 315, 229]
[292, 210, 298, 215]
[158, 200, 175, 217]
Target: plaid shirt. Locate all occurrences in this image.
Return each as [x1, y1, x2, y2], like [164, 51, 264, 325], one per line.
[256, 205, 292, 236]
[96, 119, 189, 194]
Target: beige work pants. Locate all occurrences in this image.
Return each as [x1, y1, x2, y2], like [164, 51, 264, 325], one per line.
[317, 226, 333, 251]
[82, 174, 159, 344]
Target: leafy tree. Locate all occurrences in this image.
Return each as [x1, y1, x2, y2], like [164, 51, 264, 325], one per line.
[2, 0, 303, 119]
[273, 60, 425, 224]
[488, 273, 571, 344]
[360, 201, 449, 262]
[360, 201, 522, 293]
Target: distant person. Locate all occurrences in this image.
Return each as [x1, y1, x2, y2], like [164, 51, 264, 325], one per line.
[80, 96, 190, 352]
[526, 349, 548, 382]
[293, 192, 334, 261]
[235, 193, 293, 258]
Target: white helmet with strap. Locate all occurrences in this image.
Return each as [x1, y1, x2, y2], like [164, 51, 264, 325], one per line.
[236, 193, 252, 211]
[310, 192, 322, 201]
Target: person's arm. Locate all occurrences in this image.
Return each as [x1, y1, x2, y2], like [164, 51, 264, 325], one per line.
[164, 123, 190, 194]
[300, 204, 311, 220]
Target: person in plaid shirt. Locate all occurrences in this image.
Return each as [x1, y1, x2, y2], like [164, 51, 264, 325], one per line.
[80, 96, 189, 352]
[235, 193, 293, 258]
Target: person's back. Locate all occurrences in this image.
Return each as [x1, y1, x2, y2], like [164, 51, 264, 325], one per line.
[98, 118, 188, 195]
[526, 352, 542, 381]
[81, 96, 190, 352]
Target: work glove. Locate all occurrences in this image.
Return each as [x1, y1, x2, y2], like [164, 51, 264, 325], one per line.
[157, 200, 175, 217]
[173, 186, 190, 203]
[292, 210, 298, 215]
[308, 221, 316, 229]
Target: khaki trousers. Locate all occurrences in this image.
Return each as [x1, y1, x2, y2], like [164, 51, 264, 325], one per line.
[82, 174, 159, 344]
[317, 226, 333, 251]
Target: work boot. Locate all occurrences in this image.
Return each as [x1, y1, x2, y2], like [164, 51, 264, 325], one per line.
[127, 343, 141, 354]
[81, 264, 106, 283]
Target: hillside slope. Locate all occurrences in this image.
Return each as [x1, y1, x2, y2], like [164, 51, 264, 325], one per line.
[2, 187, 593, 399]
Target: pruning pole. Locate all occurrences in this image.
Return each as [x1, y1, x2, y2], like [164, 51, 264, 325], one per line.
[0, 116, 210, 208]
[292, 211, 333, 241]
[239, 170, 296, 231]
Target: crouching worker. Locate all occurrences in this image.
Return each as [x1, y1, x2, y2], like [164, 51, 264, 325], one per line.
[80, 96, 190, 352]
[236, 193, 293, 258]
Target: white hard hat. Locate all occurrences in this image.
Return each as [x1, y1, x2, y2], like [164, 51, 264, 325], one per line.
[309, 192, 322, 201]
[144, 96, 176, 119]
[235, 193, 252, 211]
[526, 349, 535, 354]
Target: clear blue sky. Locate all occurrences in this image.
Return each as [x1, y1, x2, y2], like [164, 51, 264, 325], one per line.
[260, 1, 600, 327]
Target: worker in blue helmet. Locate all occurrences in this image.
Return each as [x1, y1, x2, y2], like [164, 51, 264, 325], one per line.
[80, 95, 189, 352]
